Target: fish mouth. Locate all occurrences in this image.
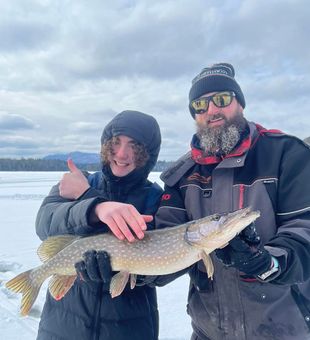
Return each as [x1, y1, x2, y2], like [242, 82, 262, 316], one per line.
[218, 207, 260, 227]
[185, 207, 260, 248]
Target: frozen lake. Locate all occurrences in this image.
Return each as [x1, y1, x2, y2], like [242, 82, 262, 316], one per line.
[0, 171, 191, 340]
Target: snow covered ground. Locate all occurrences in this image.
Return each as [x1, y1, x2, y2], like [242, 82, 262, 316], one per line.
[0, 171, 191, 340]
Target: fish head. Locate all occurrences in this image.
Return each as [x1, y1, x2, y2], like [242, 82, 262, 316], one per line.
[185, 207, 260, 252]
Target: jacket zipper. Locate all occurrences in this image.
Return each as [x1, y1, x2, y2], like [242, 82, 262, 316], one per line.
[92, 283, 103, 340]
[239, 184, 245, 209]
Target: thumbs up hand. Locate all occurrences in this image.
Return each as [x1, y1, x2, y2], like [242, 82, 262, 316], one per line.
[59, 159, 90, 199]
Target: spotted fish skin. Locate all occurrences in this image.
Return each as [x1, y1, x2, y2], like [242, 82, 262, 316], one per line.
[5, 207, 259, 316]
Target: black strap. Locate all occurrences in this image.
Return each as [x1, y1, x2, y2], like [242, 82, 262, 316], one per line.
[291, 284, 310, 331]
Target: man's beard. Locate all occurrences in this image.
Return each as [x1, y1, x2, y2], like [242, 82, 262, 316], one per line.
[196, 113, 247, 156]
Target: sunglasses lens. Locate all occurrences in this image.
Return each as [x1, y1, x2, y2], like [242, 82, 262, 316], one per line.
[213, 93, 233, 107]
[191, 98, 209, 114]
[191, 92, 234, 114]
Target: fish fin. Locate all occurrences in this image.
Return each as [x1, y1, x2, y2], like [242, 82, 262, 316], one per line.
[48, 274, 76, 301]
[130, 274, 137, 289]
[200, 252, 214, 279]
[6, 269, 43, 316]
[37, 235, 78, 262]
[109, 271, 130, 298]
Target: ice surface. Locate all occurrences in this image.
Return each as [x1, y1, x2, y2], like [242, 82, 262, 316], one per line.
[0, 171, 191, 340]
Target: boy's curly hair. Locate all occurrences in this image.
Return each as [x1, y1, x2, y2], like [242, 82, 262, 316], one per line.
[100, 136, 149, 169]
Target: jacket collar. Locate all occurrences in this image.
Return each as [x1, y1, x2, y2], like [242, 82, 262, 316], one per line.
[101, 164, 147, 196]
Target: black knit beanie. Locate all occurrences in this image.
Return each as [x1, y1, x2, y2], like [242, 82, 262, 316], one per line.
[188, 63, 245, 118]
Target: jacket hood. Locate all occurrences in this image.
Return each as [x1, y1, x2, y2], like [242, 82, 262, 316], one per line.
[101, 110, 161, 177]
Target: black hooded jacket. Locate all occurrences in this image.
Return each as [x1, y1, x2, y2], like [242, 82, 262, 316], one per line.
[35, 110, 163, 340]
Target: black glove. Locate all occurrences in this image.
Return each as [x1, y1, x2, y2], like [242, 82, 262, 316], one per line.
[75, 250, 112, 284]
[215, 223, 272, 277]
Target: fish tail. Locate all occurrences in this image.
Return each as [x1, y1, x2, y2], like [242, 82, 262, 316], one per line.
[6, 269, 43, 316]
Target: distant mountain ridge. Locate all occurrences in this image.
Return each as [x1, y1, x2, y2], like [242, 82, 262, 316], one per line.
[43, 151, 100, 164]
[0, 152, 173, 171]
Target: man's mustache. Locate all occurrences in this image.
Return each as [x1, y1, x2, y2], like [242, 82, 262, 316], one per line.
[206, 113, 227, 124]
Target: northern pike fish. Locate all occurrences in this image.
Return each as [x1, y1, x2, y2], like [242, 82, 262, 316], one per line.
[6, 207, 259, 316]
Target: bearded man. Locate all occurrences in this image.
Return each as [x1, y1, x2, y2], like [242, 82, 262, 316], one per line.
[151, 63, 310, 340]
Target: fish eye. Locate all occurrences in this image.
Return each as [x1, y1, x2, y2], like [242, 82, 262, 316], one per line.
[212, 214, 221, 221]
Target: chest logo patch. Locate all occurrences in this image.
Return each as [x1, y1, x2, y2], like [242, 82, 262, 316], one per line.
[161, 194, 171, 201]
[187, 172, 211, 184]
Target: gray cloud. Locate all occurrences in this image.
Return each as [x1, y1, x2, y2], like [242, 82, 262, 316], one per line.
[0, 112, 38, 130]
[0, 20, 54, 52]
[0, 139, 38, 149]
[0, 136, 41, 158]
[0, 0, 309, 160]
[42, 2, 204, 81]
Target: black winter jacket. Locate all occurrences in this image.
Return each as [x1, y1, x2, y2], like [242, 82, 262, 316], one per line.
[35, 110, 163, 340]
[153, 122, 310, 340]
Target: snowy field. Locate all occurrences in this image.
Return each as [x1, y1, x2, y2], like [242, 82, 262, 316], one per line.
[0, 171, 191, 340]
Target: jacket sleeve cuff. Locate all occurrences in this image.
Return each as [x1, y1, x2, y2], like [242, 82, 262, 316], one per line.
[71, 197, 109, 235]
[77, 187, 105, 200]
[257, 246, 288, 282]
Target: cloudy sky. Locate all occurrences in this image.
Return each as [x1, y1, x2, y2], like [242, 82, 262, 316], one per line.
[0, 0, 309, 160]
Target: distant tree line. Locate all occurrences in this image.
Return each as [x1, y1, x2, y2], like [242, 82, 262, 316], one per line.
[2, 136, 309, 171]
[0, 158, 174, 172]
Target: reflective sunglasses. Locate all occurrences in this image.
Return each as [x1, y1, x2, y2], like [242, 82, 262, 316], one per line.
[190, 91, 236, 114]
